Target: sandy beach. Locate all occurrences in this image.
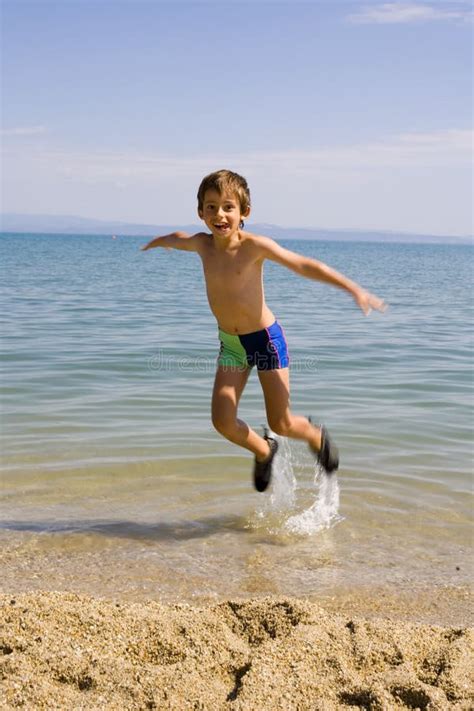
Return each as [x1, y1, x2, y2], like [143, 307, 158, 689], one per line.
[1, 591, 473, 710]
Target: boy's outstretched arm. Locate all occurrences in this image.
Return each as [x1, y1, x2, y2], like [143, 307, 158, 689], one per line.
[259, 236, 386, 315]
[141, 231, 202, 252]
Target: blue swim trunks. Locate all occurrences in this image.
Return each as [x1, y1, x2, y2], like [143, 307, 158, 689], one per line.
[218, 321, 290, 371]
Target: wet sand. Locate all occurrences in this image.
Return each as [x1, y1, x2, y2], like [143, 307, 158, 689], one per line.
[1, 591, 473, 710]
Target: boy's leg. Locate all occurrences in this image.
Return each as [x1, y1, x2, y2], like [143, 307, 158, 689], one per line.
[212, 366, 271, 461]
[257, 367, 322, 450]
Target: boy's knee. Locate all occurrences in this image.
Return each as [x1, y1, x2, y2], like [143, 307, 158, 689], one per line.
[212, 414, 236, 438]
[268, 417, 291, 437]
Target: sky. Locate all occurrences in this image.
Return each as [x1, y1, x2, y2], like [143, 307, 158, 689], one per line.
[1, 0, 472, 236]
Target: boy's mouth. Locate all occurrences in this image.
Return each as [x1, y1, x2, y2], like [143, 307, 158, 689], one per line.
[214, 223, 230, 232]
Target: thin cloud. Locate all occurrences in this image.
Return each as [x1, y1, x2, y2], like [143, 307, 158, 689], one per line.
[1, 126, 47, 137]
[3, 128, 471, 184]
[65, 128, 474, 179]
[347, 2, 472, 24]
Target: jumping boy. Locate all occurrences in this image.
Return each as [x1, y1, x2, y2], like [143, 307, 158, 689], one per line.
[141, 170, 386, 492]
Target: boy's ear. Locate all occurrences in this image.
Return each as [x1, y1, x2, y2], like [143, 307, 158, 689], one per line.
[197, 208, 204, 220]
[243, 206, 251, 218]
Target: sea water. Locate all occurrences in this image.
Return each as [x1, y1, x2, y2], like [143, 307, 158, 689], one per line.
[0, 233, 472, 604]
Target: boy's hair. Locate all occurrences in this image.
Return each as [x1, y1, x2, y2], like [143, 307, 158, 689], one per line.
[197, 169, 251, 214]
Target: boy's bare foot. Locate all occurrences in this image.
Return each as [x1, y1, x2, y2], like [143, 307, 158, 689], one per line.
[253, 433, 279, 492]
[308, 417, 339, 474]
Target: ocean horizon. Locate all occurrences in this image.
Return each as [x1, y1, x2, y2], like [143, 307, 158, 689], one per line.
[1, 217, 472, 244]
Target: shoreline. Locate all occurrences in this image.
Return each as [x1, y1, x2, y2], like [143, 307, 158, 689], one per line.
[2, 590, 473, 710]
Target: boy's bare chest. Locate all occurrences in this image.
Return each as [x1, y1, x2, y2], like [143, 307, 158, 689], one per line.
[201, 249, 261, 288]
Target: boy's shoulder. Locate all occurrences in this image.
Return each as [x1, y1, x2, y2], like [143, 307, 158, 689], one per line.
[239, 229, 276, 249]
[240, 231, 301, 266]
[185, 231, 212, 251]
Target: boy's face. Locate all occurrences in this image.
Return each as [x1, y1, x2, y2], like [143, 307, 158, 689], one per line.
[198, 189, 250, 239]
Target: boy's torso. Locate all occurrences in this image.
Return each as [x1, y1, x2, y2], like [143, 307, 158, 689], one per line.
[196, 231, 275, 335]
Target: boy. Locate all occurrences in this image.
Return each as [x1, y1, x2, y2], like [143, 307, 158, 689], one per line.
[142, 170, 386, 492]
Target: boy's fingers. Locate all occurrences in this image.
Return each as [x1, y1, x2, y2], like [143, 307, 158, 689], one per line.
[360, 292, 387, 315]
[374, 298, 387, 312]
[366, 293, 387, 313]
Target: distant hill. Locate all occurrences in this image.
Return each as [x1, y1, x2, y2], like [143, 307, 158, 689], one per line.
[0, 213, 471, 244]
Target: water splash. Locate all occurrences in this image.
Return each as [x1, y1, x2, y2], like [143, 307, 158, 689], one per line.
[254, 436, 342, 536]
[254, 436, 297, 521]
[268, 437, 298, 512]
[285, 465, 342, 535]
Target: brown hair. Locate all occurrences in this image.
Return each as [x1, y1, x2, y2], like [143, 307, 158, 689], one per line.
[197, 169, 251, 214]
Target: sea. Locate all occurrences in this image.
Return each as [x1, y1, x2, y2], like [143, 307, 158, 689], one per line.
[1, 232, 472, 607]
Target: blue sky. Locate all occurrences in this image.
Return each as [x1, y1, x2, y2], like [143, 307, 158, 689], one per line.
[2, 1, 472, 235]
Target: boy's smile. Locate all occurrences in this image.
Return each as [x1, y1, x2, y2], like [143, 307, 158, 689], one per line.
[199, 189, 250, 241]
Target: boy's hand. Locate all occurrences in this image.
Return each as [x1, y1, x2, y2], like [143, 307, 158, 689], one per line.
[353, 288, 387, 316]
[141, 237, 163, 251]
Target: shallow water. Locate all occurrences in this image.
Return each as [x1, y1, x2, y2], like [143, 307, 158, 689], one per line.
[0, 233, 472, 606]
